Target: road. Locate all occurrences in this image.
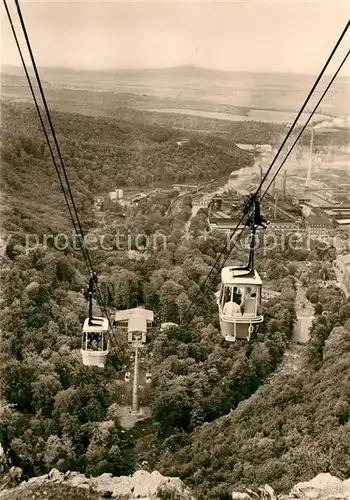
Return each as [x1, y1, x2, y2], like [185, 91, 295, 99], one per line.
[184, 204, 202, 231]
[333, 264, 349, 298]
[269, 284, 314, 379]
[165, 178, 217, 217]
[293, 283, 314, 343]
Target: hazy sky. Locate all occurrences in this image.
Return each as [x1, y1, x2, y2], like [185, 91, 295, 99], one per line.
[1, 0, 350, 75]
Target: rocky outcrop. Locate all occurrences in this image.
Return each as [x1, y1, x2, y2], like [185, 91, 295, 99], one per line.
[0, 467, 194, 499]
[1, 469, 348, 500]
[232, 474, 350, 500]
[287, 474, 350, 500]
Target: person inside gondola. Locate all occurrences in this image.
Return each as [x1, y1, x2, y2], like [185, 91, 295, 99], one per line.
[87, 332, 99, 350]
[97, 332, 104, 351]
[240, 302, 245, 315]
[223, 287, 241, 316]
[232, 287, 241, 304]
[240, 287, 251, 315]
[241, 287, 258, 315]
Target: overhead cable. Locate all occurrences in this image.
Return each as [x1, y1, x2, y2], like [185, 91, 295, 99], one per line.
[6, 0, 119, 345]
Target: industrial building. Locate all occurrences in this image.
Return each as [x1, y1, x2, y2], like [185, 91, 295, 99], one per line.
[173, 184, 199, 193]
[303, 210, 334, 237]
[201, 123, 346, 238]
[208, 191, 302, 232]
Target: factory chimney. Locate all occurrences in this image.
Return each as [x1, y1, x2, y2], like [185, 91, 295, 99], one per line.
[283, 169, 287, 200]
[305, 127, 314, 188]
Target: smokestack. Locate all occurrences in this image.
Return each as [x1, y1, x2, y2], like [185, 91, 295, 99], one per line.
[259, 163, 263, 184]
[283, 170, 287, 200]
[274, 193, 278, 219]
[306, 127, 314, 188]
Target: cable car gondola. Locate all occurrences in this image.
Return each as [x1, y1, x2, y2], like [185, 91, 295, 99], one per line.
[217, 197, 267, 342]
[81, 275, 110, 367]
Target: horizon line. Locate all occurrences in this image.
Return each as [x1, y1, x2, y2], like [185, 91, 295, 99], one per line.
[2, 62, 348, 79]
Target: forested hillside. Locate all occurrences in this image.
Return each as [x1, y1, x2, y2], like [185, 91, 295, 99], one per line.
[154, 285, 350, 499]
[2, 101, 252, 190]
[0, 101, 255, 242]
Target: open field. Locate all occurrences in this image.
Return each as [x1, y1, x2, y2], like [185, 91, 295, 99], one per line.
[2, 65, 348, 125]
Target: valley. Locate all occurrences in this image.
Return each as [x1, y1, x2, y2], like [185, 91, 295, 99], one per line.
[1, 62, 349, 500]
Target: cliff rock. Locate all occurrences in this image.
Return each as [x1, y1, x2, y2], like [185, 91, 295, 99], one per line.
[0, 467, 194, 499]
[232, 474, 350, 500]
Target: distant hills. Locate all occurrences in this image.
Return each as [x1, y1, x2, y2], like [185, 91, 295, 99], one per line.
[2, 63, 347, 120]
[3, 63, 350, 79]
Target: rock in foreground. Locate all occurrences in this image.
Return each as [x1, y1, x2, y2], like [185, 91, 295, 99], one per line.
[0, 468, 194, 499]
[1, 469, 349, 500]
[231, 473, 350, 500]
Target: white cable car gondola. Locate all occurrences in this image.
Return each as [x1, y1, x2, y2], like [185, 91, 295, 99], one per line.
[217, 197, 267, 342]
[81, 275, 110, 367]
[145, 369, 152, 384]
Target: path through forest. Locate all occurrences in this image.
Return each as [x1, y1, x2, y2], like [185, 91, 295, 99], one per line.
[267, 283, 314, 380]
[334, 263, 349, 298]
[229, 284, 314, 420]
[293, 283, 314, 343]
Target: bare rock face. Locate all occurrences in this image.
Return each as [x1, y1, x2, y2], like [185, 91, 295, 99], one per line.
[231, 474, 350, 500]
[288, 474, 350, 500]
[1, 469, 348, 500]
[0, 466, 23, 490]
[0, 468, 194, 499]
[232, 485, 278, 500]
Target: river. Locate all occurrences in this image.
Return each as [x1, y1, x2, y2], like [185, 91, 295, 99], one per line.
[147, 107, 331, 125]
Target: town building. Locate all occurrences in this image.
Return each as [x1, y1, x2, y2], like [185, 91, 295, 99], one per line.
[131, 193, 148, 204]
[109, 189, 124, 202]
[93, 195, 104, 210]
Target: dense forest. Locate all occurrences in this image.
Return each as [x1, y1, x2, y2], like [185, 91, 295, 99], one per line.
[1, 102, 349, 498]
[1, 101, 253, 195]
[153, 283, 350, 499]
